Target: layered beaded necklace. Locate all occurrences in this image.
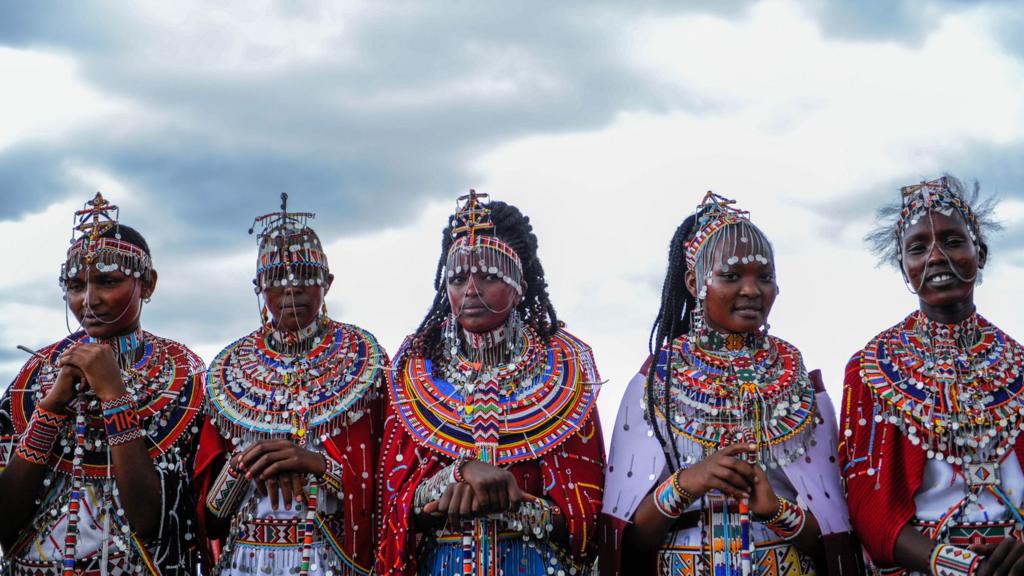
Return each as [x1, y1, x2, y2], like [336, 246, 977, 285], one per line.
[650, 328, 819, 468]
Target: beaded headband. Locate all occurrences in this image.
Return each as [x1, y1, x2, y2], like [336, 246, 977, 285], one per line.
[60, 193, 151, 288]
[249, 193, 329, 292]
[896, 176, 981, 244]
[444, 190, 524, 295]
[684, 191, 751, 269]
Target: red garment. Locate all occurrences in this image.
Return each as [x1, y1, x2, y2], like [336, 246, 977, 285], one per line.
[194, 390, 384, 573]
[840, 355, 1024, 566]
[375, 402, 605, 576]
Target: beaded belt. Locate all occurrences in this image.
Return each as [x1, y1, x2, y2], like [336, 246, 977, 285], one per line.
[656, 541, 815, 576]
[11, 553, 130, 576]
[237, 517, 324, 547]
[913, 519, 1019, 548]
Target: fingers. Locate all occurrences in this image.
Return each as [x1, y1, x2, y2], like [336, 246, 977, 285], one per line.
[267, 476, 280, 510]
[710, 467, 752, 497]
[718, 443, 757, 458]
[978, 539, 1017, 576]
[247, 451, 292, 480]
[280, 474, 293, 510]
[261, 456, 302, 479]
[996, 542, 1024, 576]
[437, 483, 456, 513]
[238, 440, 294, 470]
[422, 500, 439, 515]
[447, 483, 469, 527]
[718, 457, 757, 485]
[507, 480, 524, 510]
[291, 473, 305, 505]
[459, 485, 475, 519]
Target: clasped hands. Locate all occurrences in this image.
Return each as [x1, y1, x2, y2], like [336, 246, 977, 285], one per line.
[421, 460, 532, 527]
[230, 439, 326, 511]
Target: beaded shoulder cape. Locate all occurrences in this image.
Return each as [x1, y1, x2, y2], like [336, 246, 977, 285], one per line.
[648, 332, 818, 466]
[10, 330, 204, 478]
[206, 319, 384, 447]
[858, 311, 1024, 462]
[391, 328, 600, 464]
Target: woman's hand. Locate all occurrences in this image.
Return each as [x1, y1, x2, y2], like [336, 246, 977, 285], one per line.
[747, 460, 779, 518]
[39, 364, 86, 413]
[675, 443, 758, 500]
[459, 460, 525, 515]
[57, 343, 125, 402]
[235, 440, 326, 510]
[971, 539, 1024, 576]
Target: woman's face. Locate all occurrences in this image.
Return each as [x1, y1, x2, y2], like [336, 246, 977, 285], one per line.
[447, 269, 519, 333]
[900, 209, 985, 311]
[263, 272, 334, 332]
[687, 242, 777, 334]
[65, 267, 156, 339]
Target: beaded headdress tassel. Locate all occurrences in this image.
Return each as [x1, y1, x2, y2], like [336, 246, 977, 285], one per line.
[896, 176, 981, 245]
[445, 190, 524, 296]
[249, 193, 330, 294]
[60, 193, 152, 289]
[684, 192, 773, 300]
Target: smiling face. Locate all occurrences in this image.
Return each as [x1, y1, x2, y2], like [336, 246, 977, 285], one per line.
[65, 267, 156, 339]
[686, 224, 777, 334]
[900, 209, 986, 320]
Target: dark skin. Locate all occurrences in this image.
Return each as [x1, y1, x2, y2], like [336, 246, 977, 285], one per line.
[891, 211, 1024, 574]
[0, 266, 163, 543]
[414, 268, 568, 543]
[229, 272, 337, 511]
[623, 243, 823, 570]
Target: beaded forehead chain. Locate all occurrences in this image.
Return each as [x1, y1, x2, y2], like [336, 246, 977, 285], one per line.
[445, 189, 524, 295]
[684, 191, 752, 269]
[249, 193, 329, 293]
[897, 176, 981, 243]
[60, 192, 151, 288]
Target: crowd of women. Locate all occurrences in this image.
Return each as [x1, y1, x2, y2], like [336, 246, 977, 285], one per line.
[0, 174, 1019, 576]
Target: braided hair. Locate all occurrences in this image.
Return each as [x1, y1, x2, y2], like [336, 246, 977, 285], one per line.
[645, 214, 701, 470]
[408, 201, 560, 369]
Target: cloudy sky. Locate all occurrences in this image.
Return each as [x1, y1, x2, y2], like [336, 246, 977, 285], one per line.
[2, 0, 1024, 434]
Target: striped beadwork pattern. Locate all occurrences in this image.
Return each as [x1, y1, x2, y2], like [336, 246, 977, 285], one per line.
[14, 406, 67, 465]
[931, 544, 981, 576]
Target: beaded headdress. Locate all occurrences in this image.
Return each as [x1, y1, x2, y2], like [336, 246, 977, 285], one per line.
[685, 192, 773, 300]
[60, 193, 152, 289]
[444, 190, 524, 295]
[896, 176, 982, 244]
[249, 193, 329, 293]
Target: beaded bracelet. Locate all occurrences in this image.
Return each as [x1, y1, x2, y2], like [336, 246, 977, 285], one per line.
[208, 458, 248, 518]
[756, 496, 806, 540]
[653, 469, 698, 519]
[413, 461, 458, 511]
[319, 454, 346, 495]
[15, 406, 68, 465]
[931, 544, 981, 576]
[452, 456, 468, 484]
[101, 394, 145, 446]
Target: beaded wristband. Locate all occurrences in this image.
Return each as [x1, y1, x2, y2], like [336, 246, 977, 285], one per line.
[757, 496, 806, 540]
[931, 544, 981, 576]
[208, 458, 248, 518]
[101, 394, 144, 446]
[452, 457, 468, 484]
[653, 470, 697, 519]
[413, 462, 458, 511]
[15, 406, 68, 465]
[318, 454, 346, 495]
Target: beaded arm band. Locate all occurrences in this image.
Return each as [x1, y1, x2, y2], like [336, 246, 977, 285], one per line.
[653, 469, 698, 519]
[15, 406, 68, 465]
[208, 459, 249, 518]
[931, 544, 981, 576]
[101, 394, 145, 447]
[318, 454, 345, 496]
[413, 457, 470, 512]
[755, 496, 806, 540]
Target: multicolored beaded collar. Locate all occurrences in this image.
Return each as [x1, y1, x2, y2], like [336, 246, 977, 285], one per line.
[391, 328, 601, 464]
[10, 330, 204, 478]
[648, 331, 818, 468]
[859, 311, 1024, 464]
[206, 319, 384, 447]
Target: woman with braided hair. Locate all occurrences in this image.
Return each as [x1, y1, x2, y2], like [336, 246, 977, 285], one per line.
[376, 191, 605, 576]
[600, 193, 859, 576]
[841, 175, 1024, 576]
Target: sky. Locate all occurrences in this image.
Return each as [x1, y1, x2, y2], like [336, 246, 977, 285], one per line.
[2, 0, 1024, 438]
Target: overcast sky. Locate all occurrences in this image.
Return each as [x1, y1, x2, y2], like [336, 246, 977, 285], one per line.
[2, 0, 1024, 435]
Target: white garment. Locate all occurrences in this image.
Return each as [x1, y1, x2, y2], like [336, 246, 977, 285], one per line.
[914, 453, 1024, 523]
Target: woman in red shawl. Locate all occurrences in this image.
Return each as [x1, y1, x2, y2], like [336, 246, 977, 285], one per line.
[841, 175, 1024, 576]
[195, 195, 387, 575]
[376, 191, 604, 576]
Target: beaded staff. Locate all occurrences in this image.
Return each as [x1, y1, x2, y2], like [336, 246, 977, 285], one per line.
[62, 381, 88, 576]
